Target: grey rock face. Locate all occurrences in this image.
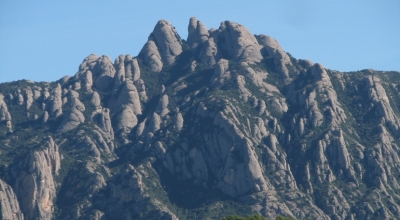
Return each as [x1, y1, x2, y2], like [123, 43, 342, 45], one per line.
[0, 93, 12, 132]
[0, 179, 24, 220]
[289, 63, 346, 130]
[116, 108, 137, 133]
[140, 40, 163, 72]
[187, 17, 209, 49]
[151, 20, 183, 66]
[47, 84, 63, 118]
[156, 94, 169, 117]
[174, 112, 183, 131]
[57, 90, 85, 133]
[257, 34, 292, 80]
[75, 54, 98, 89]
[91, 91, 101, 109]
[219, 21, 263, 63]
[211, 58, 231, 87]
[17, 91, 24, 106]
[97, 164, 178, 220]
[42, 111, 49, 124]
[97, 108, 114, 139]
[75, 54, 116, 92]
[94, 56, 116, 92]
[13, 137, 60, 220]
[108, 80, 142, 134]
[364, 76, 400, 133]
[113, 55, 127, 89]
[131, 57, 141, 81]
[118, 80, 142, 115]
[149, 112, 161, 132]
[140, 19, 183, 72]
[24, 87, 34, 110]
[199, 38, 218, 67]
[3, 18, 400, 220]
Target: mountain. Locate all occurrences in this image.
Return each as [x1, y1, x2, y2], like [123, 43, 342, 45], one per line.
[1, 17, 400, 220]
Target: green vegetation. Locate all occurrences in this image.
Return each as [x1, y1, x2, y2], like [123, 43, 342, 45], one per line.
[221, 214, 296, 220]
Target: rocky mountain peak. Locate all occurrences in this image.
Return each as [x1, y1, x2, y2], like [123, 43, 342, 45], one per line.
[1, 17, 400, 220]
[187, 17, 209, 49]
[218, 20, 263, 63]
[140, 19, 183, 72]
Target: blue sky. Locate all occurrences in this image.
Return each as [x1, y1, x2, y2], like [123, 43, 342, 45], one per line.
[0, 1, 399, 83]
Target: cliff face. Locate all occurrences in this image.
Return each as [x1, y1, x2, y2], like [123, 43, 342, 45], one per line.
[1, 17, 400, 219]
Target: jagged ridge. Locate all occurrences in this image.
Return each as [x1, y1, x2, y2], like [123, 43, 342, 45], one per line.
[0, 17, 400, 220]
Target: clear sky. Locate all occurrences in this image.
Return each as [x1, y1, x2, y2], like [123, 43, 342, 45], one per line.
[1, 1, 399, 83]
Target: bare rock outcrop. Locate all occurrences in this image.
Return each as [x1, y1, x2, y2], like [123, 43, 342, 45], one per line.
[175, 112, 184, 131]
[116, 108, 137, 133]
[330, 130, 356, 181]
[211, 59, 231, 87]
[155, 94, 169, 117]
[24, 87, 34, 110]
[218, 21, 263, 63]
[17, 91, 24, 106]
[109, 80, 142, 116]
[94, 56, 115, 92]
[291, 63, 346, 129]
[75, 54, 115, 92]
[0, 94, 10, 121]
[236, 75, 252, 101]
[140, 40, 163, 72]
[199, 38, 218, 67]
[364, 76, 400, 133]
[134, 78, 148, 102]
[0, 93, 12, 132]
[97, 108, 114, 139]
[187, 17, 209, 49]
[91, 91, 101, 109]
[129, 56, 141, 81]
[113, 55, 127, 89]
[97, 164, 178, 220]
[77, 70, 93, 90]
[151, 20, 183, 66]
[113, 55, 143, 90]
[365, 125, 400, 188]
[75, 54, 98, 90]
[57, 91, 85, 133]
[42, 111, 49, 124]
[3, 17, 400, 220]
[140, 19, 183, 71]
[13, 136, 60, 220]
[257, 34, 292, 79]
[149, 112, 161, 132]
[0, 179, 24, 220]
[47, 84, 63, 118]
[108, 80, 142, 135]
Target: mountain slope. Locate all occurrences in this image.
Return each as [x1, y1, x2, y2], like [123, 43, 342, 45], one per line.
[1, 17, 400, 220]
